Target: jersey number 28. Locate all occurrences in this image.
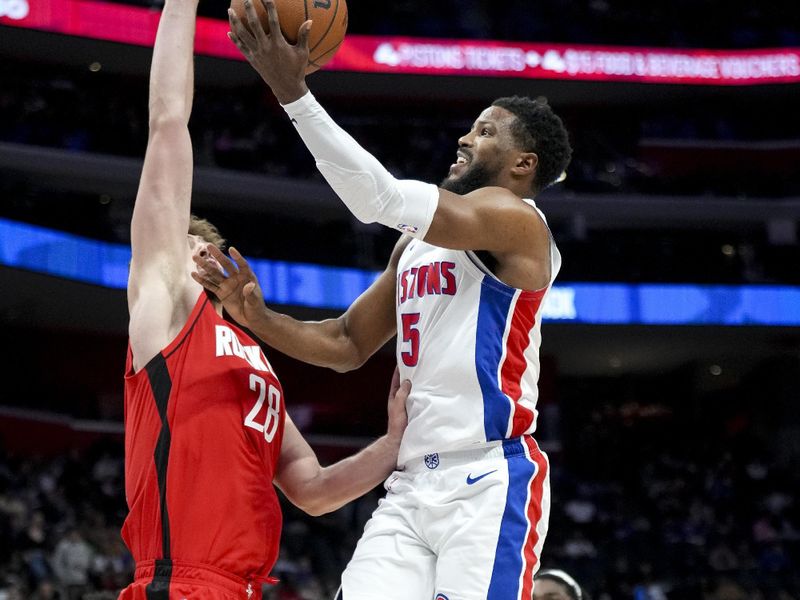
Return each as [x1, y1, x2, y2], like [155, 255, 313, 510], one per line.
[245, 374, 281, 442]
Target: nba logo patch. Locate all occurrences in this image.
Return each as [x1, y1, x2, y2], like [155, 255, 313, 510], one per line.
[435, 594, 450, 600]
[424, 453, 440, 469]
[397, 223, 419, 234]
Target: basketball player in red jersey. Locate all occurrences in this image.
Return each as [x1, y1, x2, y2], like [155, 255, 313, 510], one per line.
[121, 0, 409, 598]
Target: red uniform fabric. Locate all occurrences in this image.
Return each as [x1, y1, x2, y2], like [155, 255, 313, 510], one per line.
[121, 292, 285, 598]
[120, 561, 262, 600]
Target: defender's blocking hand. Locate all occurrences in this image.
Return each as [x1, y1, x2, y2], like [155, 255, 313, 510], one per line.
[386, 367, 410, 445]
[191, 245, 266, 328]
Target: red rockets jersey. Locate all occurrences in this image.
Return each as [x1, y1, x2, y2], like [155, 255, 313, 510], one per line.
[123, 292, 286, 582]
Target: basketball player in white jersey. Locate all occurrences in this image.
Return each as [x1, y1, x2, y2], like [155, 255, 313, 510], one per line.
[194, 1, 572, 598]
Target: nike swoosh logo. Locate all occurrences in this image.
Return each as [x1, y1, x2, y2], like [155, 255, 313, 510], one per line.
[290, 118, 298, 125]
[466, 470, 497, 485]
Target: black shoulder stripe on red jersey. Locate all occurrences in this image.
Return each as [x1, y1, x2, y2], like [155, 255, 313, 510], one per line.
[145, 354, 174, 595]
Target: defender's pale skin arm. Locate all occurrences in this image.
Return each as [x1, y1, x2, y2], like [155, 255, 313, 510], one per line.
[192, 237, 409, 372]
[128, 0, 200, 372]
[275, 369, 410, 516]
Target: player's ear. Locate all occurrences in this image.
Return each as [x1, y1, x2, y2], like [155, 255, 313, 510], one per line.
[511, 151, 538, 177]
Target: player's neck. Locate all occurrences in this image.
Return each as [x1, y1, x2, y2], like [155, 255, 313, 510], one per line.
[495, 174, 533, 199]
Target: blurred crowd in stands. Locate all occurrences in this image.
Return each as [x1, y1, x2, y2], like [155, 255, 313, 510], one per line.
[1, 368, 798, 599]
[2, 64, 798, 199]
[0, 444, 132, 600]
[551, 362, 800, 599]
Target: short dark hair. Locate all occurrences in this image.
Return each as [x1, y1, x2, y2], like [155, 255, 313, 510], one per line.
[491, 96, 572, 194]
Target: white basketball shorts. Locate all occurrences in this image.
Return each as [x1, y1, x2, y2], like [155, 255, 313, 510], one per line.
[336, 435, 551, 600]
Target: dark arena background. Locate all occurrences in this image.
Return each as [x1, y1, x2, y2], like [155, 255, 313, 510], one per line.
[1, 0, 799, 598]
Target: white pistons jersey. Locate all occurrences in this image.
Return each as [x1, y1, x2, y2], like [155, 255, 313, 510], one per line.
[395, 199, 561, 467]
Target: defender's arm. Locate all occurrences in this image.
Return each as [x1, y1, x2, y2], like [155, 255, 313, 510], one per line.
[192, 236, 409, 372]
[128, 0, 199, 371]
[274, 370, 409, 516]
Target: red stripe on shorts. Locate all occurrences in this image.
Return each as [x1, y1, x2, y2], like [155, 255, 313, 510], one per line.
[519, 436, 548, 600]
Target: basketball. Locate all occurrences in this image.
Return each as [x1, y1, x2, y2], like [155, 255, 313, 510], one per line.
[230, 0, 348, 73]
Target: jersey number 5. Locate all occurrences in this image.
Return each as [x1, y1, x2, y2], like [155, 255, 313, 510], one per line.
[401, 313, 420, 367]
[245, 374, 281, 442]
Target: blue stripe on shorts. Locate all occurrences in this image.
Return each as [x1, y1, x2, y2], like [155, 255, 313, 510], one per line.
[486, 439, 538, 600]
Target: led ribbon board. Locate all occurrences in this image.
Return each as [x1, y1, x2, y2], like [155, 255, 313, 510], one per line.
[2, 0, 799, 85]
[2, 218, 799, 325]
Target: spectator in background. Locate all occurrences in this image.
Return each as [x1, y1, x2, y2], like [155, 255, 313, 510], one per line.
[534, 568, 587, 600]
[51, 528, 92, 600]
[17, 510, 49, 586]
[29, 579, 61, 600]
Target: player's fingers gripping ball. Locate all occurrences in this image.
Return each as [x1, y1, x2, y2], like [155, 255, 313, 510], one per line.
[230, 0, 348, 73]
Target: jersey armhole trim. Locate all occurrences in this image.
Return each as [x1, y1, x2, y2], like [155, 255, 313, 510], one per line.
[163, 293, 209, 360]
[522, 198, 562, 287]
[459, 198, 559, 295]
[126, 292, 210, 379]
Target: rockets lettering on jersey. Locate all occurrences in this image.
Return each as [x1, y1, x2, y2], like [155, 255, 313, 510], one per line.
[214, 324, 282, 443]
[215, 325, 272, 373]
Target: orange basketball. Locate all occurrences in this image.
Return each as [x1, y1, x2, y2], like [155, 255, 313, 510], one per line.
[230, 0, 348, 73]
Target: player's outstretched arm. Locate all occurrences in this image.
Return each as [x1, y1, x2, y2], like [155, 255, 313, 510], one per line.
[227, 0, 549, 284]
[128, 0, 200, 371]
[274, 368, 409, 516]
[191, 238, 407, 372]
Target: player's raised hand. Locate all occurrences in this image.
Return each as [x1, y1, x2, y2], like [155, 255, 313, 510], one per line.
[386, 367, 410, 445]
[227, 0, 312, 104]
[191, 245, 266, 328]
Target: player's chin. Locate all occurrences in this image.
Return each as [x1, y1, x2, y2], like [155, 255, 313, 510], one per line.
[440, 173, 465, 194]
[440, 171, 458, 187]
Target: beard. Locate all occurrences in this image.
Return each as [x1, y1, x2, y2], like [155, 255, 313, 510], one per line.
[440, 161, 496, 195]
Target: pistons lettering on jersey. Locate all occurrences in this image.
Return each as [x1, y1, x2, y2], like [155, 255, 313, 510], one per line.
[215, 325, 270, 372]
[398, 261, 457, 305]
